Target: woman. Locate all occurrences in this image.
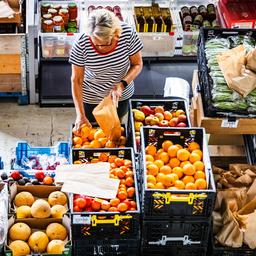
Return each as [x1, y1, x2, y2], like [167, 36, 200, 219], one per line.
[69, 8, 143, 131]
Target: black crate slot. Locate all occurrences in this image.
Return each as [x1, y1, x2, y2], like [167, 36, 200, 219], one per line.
[140, 127, 216, 219]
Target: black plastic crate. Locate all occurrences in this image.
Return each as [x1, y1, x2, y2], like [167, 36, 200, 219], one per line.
[71, 148, 141, 240]
[244, 135, 256, 165]
[141, 127, 216, 219]
[141, 245, 208, 256]
[128, 98, 191, 154]
[198, 28, 256, 118]
[73, 238, 140, 256]
[141, 219, 210, 248]
[210, 231, 256, 256]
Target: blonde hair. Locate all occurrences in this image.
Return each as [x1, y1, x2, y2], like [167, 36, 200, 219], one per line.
[87, 9, 122, 40]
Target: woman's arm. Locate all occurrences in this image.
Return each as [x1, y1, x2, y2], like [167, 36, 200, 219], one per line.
[71, 64, 91, 131]
[111, 51, 143, 102]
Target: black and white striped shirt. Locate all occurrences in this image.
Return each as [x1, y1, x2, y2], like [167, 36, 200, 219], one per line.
[69, 22, 143, 104]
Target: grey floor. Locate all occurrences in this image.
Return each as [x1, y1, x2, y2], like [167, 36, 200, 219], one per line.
[0, 100, 76, 169]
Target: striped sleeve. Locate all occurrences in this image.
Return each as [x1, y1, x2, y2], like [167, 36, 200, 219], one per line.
[128, 27, 143, 56]
[69, 34, 86, 67]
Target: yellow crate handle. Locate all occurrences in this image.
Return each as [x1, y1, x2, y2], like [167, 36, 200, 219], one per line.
[91, 214, 132, 227]
[152, 192, 207, 205]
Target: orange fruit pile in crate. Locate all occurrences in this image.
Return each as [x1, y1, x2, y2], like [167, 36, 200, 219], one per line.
[145, 141, 207, 190]
[73, 153, 137, 213]
[72, 125, 126, 148]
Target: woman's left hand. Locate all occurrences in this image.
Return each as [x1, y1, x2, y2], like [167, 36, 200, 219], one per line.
[110, 82, 124, 107]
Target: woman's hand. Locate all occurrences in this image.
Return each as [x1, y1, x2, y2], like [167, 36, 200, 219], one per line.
[110, 82, 124, 107]
[73, 115, 92, 136]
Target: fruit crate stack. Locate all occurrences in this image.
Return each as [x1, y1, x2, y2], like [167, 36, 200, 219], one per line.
[139, 126, 216, 256]
[70, 148, 141, 256]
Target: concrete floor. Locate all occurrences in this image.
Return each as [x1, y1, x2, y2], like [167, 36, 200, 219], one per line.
[0, 101, 76, 169]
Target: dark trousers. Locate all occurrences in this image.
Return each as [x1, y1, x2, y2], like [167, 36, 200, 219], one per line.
[84, 99, 129, 123]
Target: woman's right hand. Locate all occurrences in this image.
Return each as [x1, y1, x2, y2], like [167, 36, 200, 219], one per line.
[73, 115, 92, 136]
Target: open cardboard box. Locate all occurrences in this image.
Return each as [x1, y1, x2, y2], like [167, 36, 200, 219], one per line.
[9, 183, 69, 215]
[5, 215, 72, 256]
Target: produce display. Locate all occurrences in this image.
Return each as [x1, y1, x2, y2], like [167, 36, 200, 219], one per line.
[73, 152, 137, 213]
[205, 35, 256, 113]
[213, 164, 256, 250]
[72, 125, 126, 148]
[13, 190, 68, 219]
[0, 170, 55, 186]
[88, 5, 124, 21]
[145, 140, 207, 190]
[40, 2, 78, 33]
[132, 104, 188, 150]
[8, 221, 68, 255]
[134, 3, 173, 33]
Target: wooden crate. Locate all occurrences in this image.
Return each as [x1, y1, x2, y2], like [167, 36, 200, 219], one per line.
[0, 34, 24, 93]
[191, 70, 256, 134]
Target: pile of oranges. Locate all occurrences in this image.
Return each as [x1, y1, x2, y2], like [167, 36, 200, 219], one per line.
[145, 140, 207, 190]
[72, 125, 126, 149]
[74, 153, 137, 213]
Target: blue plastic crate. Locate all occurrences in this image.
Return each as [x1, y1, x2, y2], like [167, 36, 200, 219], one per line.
[15, 141, 70, 167]
[0, 157, 3, 170]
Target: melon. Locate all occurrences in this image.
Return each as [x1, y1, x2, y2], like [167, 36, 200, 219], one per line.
[14, 192, 34, 207]
[16, 205, 31, 219]
[46, 223, 67, 241]
[51, 205, 67, 218]
[9, 222, 31, 241]
[28, 231, 49, 253]
[31, 199, 51, 218]
[47, 240, 65, 254]
[48, 191, 67, 206]
[9, 240, 30, 256]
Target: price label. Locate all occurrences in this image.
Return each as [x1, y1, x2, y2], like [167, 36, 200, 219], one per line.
[221, 119, 239, 128]
[73, 215, 91, 224]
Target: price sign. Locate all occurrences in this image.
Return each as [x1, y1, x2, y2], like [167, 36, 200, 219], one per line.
[73, 215, 91, 224]
[221, 119, 239, 128]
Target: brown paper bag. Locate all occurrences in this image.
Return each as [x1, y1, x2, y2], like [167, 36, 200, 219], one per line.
[246, 48, 256, 73]
[242, 210, 256, 249]
[93, 95, 121, 142]
[217, 45, 256, 97]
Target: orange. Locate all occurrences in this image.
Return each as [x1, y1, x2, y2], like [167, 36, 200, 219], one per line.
[168, 186, 178, 190]
[147, 163, 159, 176]
[120, 166, 128, 173]
[188, 142, 200, 152]
[183, 163, 196, 176]
[163, 173, 178, 187]
[147, 183, 155, 189]
[195, 178, 207, 190]
[175, 180, 185, 190]
[114, 158, 124, 167]
[177, 149, 190, 161]
[94, 129, 105, 140]
[108, 155, 117, 163]
[162, 140, 173, 152]
[155, 182, 165, 189]
[157, 149, 164, 155]
[154, 160, 164, 169]
[81, 125, 91, 137]
[146, 154, 154, 162]
[158, 152, 169, 164]
[145, 145, 157, 156]
[185, 182, 196, 190]
[98, 137, 107, 147]
[73, 136, 82, 145]
[116, 169, 125, 179]
[90, 140, 102, 148]
[74, 144, 82, 148]
[160, 165, 172, 175]
[156, 173, 166, 184]
[127, 187, 135, 198]
[193, 161, 205, 171]
[169, 158, 180, 168]
[108, 207, 118, 212]
[99, 153, 108, 162]
[110, 198, 120, 207]
[125, 177, 134, 187]
[194, 171, 206, 180]
[88, 128, 97, 141]
[182, 175, 195, 184]
[124, 160, 132, 167]
[117, 202, 128, 212]
[172, 167, 183, 179]
[189, 152, 201, 164]
[81, 135, 88, 143]
[117, 191, 127, 200]
[167, 145, 179, 158]
[179, 161, 190, 168]
[125, 170, 134, 178]
[147, 175, 157, 185]
[175, 144, 183, 150]
[105, 140, 116, 148]
[192, 149, 203, 158]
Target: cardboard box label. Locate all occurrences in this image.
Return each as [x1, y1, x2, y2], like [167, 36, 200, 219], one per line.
[73, 215, 91, 225]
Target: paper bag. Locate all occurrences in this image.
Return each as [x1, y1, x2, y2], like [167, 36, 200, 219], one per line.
[93, 95, 121, 142]
[217, 45, 256, 97]
[246, 48, 256, 73]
